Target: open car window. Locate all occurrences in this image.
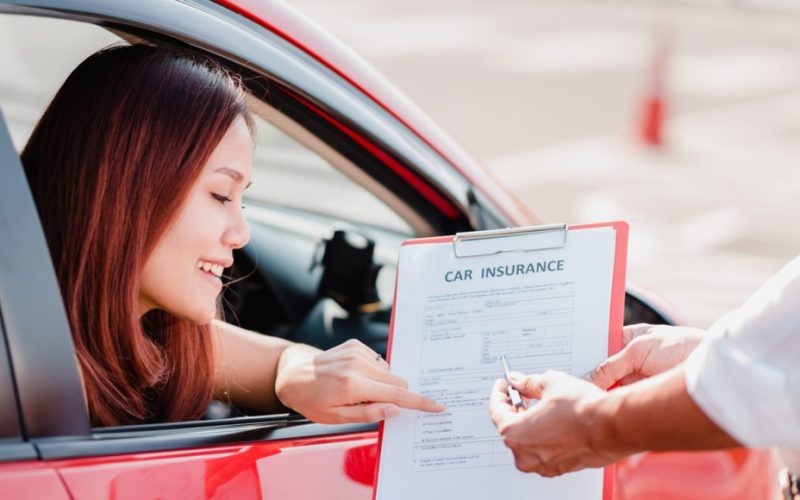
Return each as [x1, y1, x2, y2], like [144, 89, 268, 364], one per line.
[247, 110, 414, 234]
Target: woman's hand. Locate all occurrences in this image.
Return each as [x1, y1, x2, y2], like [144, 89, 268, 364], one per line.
[275, 339, 445, 424]
[589, 323, 706, 389]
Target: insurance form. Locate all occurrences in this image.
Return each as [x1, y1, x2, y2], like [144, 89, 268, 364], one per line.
[374, 223, 626, 500]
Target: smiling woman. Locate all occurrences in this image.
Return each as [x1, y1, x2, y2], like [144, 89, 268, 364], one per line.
[21, 44, 444, 427]
[22, 44, 248, 425]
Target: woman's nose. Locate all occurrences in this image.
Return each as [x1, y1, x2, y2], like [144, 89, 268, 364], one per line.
[223, 210, 251, 249]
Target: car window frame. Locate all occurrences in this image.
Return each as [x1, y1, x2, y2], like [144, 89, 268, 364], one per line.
[0, 111, 38, 460]
[0, 307, 33, 462]
[0, 105, 89, 455]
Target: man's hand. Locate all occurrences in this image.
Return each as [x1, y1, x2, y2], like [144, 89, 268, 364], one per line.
[275, 339, 445, 424]
[489, 370, 622, 477]
[589, 324, 706, 389]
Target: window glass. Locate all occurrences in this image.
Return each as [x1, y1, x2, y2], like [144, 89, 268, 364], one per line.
[0, 15, 120, 149]
[247, 114, 413, 234]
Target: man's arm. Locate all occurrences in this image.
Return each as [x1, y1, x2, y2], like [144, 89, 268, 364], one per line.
[590, 365, 739, 456]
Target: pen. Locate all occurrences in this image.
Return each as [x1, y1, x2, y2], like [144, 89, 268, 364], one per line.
[500, 354, 525, 410]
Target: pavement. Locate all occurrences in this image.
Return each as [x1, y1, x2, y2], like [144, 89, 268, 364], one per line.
[291, 0, 800, 327]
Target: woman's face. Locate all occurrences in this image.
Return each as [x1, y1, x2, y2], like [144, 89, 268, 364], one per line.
[139, 116, 253, 323]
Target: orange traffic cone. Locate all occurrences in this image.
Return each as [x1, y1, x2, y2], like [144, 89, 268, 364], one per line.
[640, 25, 670, 148]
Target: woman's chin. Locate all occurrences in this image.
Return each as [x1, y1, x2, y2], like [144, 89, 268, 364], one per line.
[190, 316, 214, 326]
[169, 304, 217, 326]
[189, 310, 217, 326]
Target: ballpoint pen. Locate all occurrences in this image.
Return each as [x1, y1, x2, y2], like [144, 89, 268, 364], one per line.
[500, 354, 526, 410]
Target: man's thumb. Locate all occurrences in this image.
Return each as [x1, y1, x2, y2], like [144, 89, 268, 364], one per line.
[589, 349, 635, 390]
[508, 372, 544, 399]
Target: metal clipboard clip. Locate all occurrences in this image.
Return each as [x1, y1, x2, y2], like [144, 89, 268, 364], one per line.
[452, 223, 567, 258]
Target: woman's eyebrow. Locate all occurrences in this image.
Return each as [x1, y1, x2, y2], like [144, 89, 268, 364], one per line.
[215, 167, 252, 188]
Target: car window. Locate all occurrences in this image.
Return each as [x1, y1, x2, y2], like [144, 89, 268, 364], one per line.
[247, 112, 413, 234]
[0, 15, 120, 149]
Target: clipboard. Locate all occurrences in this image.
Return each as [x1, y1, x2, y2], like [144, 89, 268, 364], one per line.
[373, 221, 627, 500]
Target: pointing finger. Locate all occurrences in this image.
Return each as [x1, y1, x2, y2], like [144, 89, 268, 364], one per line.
[367, 383, 445, 413]
[327, 403, 402, 424]
[350, 355, 409, 389]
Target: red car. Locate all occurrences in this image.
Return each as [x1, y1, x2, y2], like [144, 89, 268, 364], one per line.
[0, 0, 777, 498]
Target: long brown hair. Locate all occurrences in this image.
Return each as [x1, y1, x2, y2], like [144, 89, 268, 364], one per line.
[22, 44, 252, 426]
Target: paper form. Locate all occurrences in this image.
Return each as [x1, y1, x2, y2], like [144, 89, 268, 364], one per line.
[375, 226, 621, 500]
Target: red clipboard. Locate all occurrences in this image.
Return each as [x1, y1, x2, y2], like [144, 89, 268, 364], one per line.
[373, 221, 628, 500]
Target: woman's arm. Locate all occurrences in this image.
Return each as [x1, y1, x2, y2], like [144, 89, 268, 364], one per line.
[212, 319, 297, 412]
[211, 320, 445, 422]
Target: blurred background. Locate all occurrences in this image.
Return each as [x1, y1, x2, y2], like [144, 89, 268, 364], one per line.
[291, 0, 800, 328]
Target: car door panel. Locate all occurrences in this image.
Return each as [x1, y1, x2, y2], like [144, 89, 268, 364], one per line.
[54, 433, 377, 500]
[0, 461, 71, 499]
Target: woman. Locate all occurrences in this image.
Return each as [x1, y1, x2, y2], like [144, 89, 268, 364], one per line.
[22, 44, 443, 426]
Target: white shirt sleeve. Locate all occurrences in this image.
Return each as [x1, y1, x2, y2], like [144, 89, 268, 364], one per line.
[684, 255, 800, 448]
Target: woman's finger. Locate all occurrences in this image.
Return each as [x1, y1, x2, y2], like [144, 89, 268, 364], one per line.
[347, 347, 389, 369]
[331, 338, 381, 363]
[351, 379, 445, 413]
[327, 403, 402, 424]
[320, 341, 405, 387]
[337, 354, 409, 389]
[359, 364, 409, 390]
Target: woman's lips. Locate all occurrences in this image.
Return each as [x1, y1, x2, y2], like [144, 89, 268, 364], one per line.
[197, 267, 223, 289]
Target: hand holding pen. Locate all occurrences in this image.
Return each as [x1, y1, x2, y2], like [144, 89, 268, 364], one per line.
[500, 354, 527, 410]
